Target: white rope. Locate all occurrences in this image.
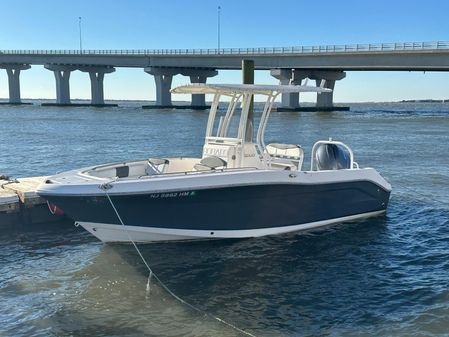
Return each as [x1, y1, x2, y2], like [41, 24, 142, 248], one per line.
[99, 182, 257, 337]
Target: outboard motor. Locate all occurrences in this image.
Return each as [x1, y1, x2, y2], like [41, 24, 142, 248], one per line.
[315, 143, 351, 170]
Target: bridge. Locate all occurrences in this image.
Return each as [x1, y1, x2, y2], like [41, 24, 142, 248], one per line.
[1, 40, 449, 109]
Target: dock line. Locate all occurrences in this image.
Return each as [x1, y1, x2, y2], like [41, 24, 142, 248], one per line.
[0, 176, 20, 189]
[98, 181, 257, 337]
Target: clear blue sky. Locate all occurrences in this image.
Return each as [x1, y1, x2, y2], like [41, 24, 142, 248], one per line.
[1, 0, 449, 102]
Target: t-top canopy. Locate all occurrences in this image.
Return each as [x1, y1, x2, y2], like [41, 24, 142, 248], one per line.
[171, 83, 332, 96]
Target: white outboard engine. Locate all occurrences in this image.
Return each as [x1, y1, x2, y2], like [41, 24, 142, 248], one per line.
[311, 140, 354, 171]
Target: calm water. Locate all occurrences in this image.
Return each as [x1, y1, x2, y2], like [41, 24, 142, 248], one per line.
[1, 101, 449, 336]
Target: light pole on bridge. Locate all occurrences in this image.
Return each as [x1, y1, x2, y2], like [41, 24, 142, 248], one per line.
[217, 6, 221, 54]
[78, 17, 83, 53]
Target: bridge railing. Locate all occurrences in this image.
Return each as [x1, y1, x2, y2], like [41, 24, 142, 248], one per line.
[1, 41, 449, 56]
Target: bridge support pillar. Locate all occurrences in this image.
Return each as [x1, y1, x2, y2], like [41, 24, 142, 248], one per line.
[295, 70, 346, 110]
[270, 69, 304, 109]
[190, 76, 207, 106]
[0, 64, 31, 104]
[144, 67, 218, 109]
[315, 79, 336, 108]
[144, 67, 180, 107]
[182, 69, 218, 108]
[45, 64, 77, 104]
[78, 66, 116, 105]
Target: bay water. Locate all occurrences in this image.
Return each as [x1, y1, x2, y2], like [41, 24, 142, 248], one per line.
[1, 101, 449, 336]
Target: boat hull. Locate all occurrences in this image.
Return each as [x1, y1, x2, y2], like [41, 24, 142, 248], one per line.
[43, 179, 390, 242]
[78, 210, 386, 242]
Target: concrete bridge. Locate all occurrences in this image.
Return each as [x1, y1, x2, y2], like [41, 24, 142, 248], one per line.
[1, 40, 449, 110]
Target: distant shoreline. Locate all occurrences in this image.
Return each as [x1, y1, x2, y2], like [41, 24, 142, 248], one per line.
[0, 98, 448, 104]
[398, 99, 449, 103]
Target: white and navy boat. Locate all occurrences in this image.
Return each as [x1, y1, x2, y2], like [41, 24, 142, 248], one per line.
[37, 84, 391, 243]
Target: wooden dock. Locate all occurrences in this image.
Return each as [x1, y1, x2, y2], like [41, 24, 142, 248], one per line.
[0, 176, 65, 228]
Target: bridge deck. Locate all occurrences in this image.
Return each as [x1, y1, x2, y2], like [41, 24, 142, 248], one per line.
[1, 40, 449, 70]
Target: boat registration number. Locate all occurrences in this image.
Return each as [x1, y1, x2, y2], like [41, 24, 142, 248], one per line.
[149, 191, 196, 199]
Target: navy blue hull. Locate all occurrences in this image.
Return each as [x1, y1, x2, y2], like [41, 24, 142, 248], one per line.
[44, 182, 390, 230]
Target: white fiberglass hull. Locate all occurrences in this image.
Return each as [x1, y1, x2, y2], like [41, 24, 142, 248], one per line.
[78, 210, 386, 243]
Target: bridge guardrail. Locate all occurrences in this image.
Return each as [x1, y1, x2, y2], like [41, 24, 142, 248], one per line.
[1, 41, 449, 56]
